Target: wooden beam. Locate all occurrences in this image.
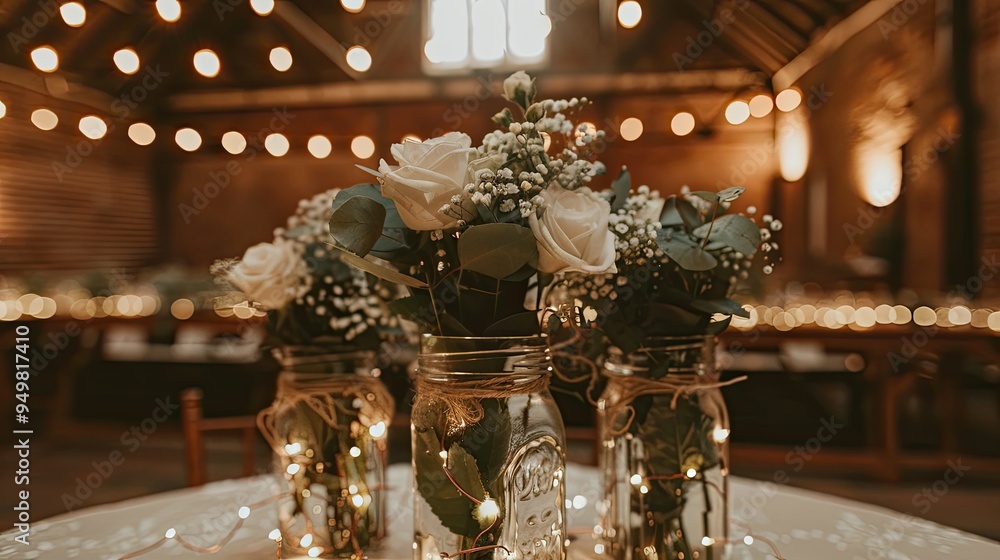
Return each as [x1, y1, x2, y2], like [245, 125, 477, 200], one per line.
[773, 0, 904, 89]
[166, 69, 766, 112]
[0, 62, 116, 112]
[273, 1, 361, 81]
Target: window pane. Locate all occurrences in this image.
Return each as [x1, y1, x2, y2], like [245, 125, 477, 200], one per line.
[471, 0, 505, 63]
[424, 0, 469, 65]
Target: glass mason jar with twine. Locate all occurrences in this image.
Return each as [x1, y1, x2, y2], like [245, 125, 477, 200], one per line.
[257, 345, 393, 558]
[411, 335, 568, 560]
[597, 336, 743, 560]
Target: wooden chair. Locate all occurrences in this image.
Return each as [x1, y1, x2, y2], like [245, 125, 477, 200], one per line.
[180, 388, 260, 487]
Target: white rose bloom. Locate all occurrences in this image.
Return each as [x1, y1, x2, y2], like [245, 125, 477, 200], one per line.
[225, 241, 305, 310]
[529, 186, 617, 274]
[503, 70, 534, 103]
[378, 132, 477, 231]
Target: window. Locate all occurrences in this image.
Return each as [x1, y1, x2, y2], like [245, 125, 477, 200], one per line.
[423, 0, 551, 74]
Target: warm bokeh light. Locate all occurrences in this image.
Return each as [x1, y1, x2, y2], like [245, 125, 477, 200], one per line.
[725, 100, 751, 125]
[777, 112, 809, 182]
[193, 49, 221, 78]
[345, 46, 372, 72]
[128, 123, 155, 145]
[175, 128, 202, 151]
[351, 135, 375, 158]
[78, 116, 107, 139]
[620, 117, 643, 141]
[250, 0, 275, 16]
[989, 311, 1000, 332]
[670, 112, 695, 136]
[341, 0, 366, 13]
[60, 2, 86, 27]
[617, 1, 642, 28]
[307, 135, 332, 158]
[776, 88, 802, 112]
[113, 48, 140, 74]
[30, 109, 59, 131]
[264, 133, 290, 156]
[269, 47, 292, 71]
[155, 0, 181, 22]
[31, 46, 59, 72]
[171, 299, 195, 320]
[749, 94, 774, 118]
[221, 131, 247, 154]
[857, 148, 902, 207]
[913, 306, 936, 326]
[948, 306, 972, 325]
[0, 99, 6, 119]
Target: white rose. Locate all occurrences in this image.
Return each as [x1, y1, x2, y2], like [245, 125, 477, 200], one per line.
[378, 132, 477, 231]
[503, 71, 535, 104]
[226, 241, 304, 310]
[529, 186, 617, 274]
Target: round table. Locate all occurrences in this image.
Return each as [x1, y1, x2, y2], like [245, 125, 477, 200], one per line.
[2, 464, 996, 559]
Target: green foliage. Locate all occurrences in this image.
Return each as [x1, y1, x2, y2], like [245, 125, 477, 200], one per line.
[457, 224, 538, 279]
[328, 196, 385, 257]
[413, 428, 484, 539]
[692, 214, 761, 256]
[609, 166, 631, 213]
[336, 250, 429, 289]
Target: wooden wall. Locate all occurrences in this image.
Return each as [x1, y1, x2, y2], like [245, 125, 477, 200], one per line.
[0, 82, 159, 273]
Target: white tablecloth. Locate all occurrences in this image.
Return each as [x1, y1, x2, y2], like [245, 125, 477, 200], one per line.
[2, 464, 997, 559]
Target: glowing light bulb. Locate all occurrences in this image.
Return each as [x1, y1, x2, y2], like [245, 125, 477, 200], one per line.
[308, 547, 322, 558]
[341, 0, 366, 13]
[776, 88, 802, 112]
[702, 536, 715, 546]
[348, 484, 358, 494]
[238, 506, 250, 519]
[0, 100, 6, 119]
[286, 463, 301, 475]
[300, 533, 313, 547]
[114, 48, 140, 74]
[671, 112, 695, 136]
[250, 0, 274, 16]
[31, 46, 59, 72]
[307, 135, 332, 158]
[349, 446, 362, 458]
[284, 442, 302, 455]
[749, 94, 774, 118]
[617, 1, 642, 28]
[630, 474, 642, 485]
[744, 535, 754, 545]
[165, 528, 177, 539]
[725, 100, 751, 125]
[345, 46, 372, 72]
[78, 116, 107, 139]
[155, 0, 181, 22]
[351, 494, 365, 507]
[174, 128, 202, 151]
[639, 485, 649, 494]
[620, 117, 643, 141]
[264, 133, 289, 156]
[686, 468, 697, 479]
[712, 427, 730, 443]
[127, 123, 155, 146]
[368, 421, 387, 438]
[477, 498, 499, 520]
[269, 46, 292, 71]
[268, 529, 281, 541]
[193, 49, 220, 78]
[31, 109, 58, 131]
[221, 131, 247, 154]
[351, 135, 375, 158]
[60, 2, 86, 27]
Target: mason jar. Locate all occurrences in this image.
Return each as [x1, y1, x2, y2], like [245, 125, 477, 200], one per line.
[411, 335, 568, 560]
[598, 336, 731, 560]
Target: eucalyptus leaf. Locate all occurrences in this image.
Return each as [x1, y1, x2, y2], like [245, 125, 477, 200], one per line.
[692, 214, 761, 256]
[688, 191, 719, 203]
[661, 196, 702, 231]
[336, 249, 429, 289]
[705, 315, 733, 335]
[328, 197, 385, 257]
[717, 186, 745, 202]
[609, 166, 631, 213]
[689, 298, 750, 318]
[413, 428, 481, 538]
[388, 295, 435, 324]
[457, 223, 538, 279]
[333, 183, 409, 254]
[658, 237, 718, 271]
